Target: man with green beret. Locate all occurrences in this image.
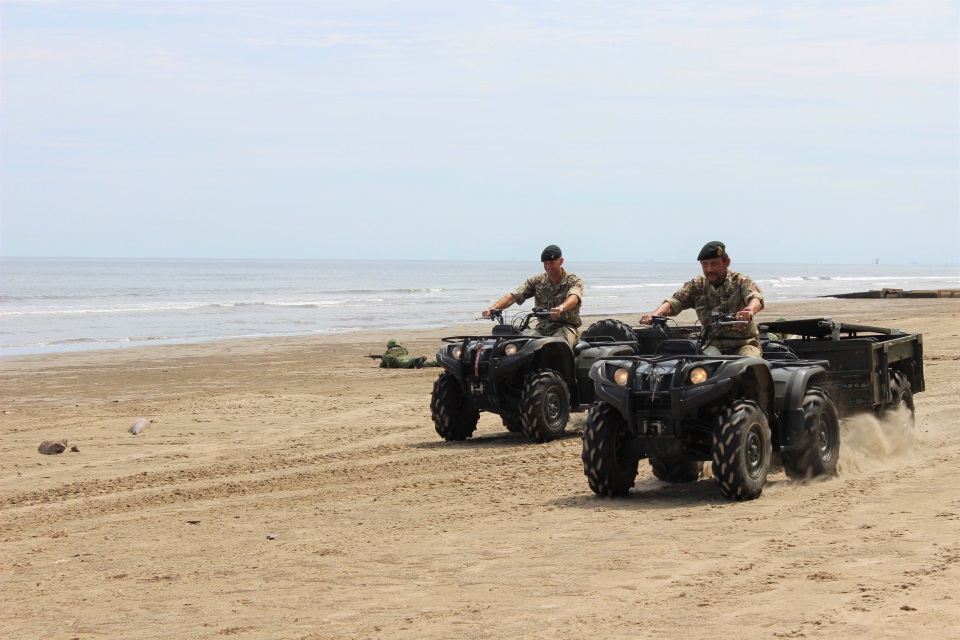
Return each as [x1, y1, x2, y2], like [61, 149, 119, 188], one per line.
[482, 244, 585, 348]
[380, 338, 438, 368]
[640, 241, 765, 356]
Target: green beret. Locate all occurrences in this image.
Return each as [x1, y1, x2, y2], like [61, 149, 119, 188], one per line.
[541, 244, 562, 261]
[697, 241, 726, 261]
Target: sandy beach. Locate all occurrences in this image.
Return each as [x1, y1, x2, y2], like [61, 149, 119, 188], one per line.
[2, 298, 958, 640]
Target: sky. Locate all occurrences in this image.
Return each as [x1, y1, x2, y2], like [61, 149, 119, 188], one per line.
[1, 0, 958, 264]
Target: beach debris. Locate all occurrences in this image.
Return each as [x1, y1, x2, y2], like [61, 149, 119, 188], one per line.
[38, 440, 68, 455]
[70, 445, 80, 453]
[827, 288, 960, 299]
[129, 418, 151, 435]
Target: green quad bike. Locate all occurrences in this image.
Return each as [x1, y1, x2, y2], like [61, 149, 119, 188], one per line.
[430, 309, 639, 443]
[582, 314, 924, 501]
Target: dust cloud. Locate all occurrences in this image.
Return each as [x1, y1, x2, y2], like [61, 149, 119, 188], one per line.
[838, 409, 917, 475]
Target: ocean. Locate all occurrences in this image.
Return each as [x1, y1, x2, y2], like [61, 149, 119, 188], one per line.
[1, 258, 957, 356]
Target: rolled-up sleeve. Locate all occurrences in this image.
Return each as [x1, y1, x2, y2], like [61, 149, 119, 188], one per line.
[511, 278, 536, 305]
[741, 277, 764, 306]
[665, 278, 698, 314]
[567, 276, 584, 302]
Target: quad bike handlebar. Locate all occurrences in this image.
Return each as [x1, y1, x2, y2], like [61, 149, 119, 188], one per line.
[487, 307, 554, 332]
[645, 312, 747, 354]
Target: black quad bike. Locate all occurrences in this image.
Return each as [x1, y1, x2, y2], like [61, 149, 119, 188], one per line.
[430, 309, 638, 443]
[582, 313, 923, 501]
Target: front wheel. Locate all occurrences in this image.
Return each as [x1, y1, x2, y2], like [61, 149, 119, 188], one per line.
[520, 369, 570, 443]
[430, 373, 479, 441]
[712, 399, 771, 501]
[582, 402, 639, 496]
[649, 457, 704, 484]
[781, 387, 840, 481]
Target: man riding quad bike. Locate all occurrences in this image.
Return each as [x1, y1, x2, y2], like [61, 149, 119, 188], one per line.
[430, 309, 638, 443]
[582, 313, 840, 501]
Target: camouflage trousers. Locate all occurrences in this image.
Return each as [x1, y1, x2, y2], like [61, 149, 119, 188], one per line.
[528, 323, 580, 348]
[381, 355, 439, 368]
[703, 339, 762, 358]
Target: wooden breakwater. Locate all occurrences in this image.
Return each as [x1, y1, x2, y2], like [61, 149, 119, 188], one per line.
[824, 288, 960, 299]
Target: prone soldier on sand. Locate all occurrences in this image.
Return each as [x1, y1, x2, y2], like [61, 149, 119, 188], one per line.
[369, 338, 438, 369]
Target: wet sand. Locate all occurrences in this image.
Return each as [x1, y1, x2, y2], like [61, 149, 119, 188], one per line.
[2, 298, 958, 639]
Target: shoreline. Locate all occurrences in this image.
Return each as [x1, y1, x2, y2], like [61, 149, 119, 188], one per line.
[2, 297, 956, 366]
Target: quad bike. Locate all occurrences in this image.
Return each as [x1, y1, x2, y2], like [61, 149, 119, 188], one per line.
[430, 309, 638, 443]
[582, 313, 924, 501]
[583, 313, 834, 500]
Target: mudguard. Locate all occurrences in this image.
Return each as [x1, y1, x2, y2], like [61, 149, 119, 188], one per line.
[770, 362, 828, 451]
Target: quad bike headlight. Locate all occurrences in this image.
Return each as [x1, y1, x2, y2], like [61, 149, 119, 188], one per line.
[503, 343, 518, 356]
[614, 368, 630, 387]
[689, 367, 709, 385]
[451, 346, 462, 359]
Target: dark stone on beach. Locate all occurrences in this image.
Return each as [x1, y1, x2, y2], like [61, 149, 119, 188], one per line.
[38, 440, 68, 455]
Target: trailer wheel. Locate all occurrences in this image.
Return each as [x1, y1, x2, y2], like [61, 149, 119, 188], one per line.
[581, 319, 637, 345]
[430, 373, 479, 441]
[501, 412, 524, 433]
[520, 369, 570, 443]
[712, 399, 771, 501]
[582, 402, 638, 497]
[649, 457, 704, 483]
[889, 372, 915, 427]
[782, 387, 840, 481]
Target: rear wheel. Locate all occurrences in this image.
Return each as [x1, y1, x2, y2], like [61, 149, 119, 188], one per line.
[430, 373, 479, 441]
[782, 387, 840, 481]
[581, 319, 637, 345]
[712, 399, 771, 501]
[649, 457, 704, 483]
[582, 402, 639, 496]
[889, 371, 915, 426]
[520, 369, 570, 443]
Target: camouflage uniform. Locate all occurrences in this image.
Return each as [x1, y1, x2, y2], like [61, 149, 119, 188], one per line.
[380, 339, 438, 368]
[664, 272, 765, 357]
[511, 270, 585, 348]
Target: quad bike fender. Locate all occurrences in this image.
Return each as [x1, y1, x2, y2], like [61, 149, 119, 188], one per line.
[771, 364, 829, 451]
[707, 357, 776, 416]
[526, 339, 576, 381]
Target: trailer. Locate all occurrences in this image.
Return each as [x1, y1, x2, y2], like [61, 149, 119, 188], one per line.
[762, 317, 923, 419]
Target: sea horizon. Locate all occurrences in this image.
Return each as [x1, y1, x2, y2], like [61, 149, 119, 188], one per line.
[2, 257, 958, 357]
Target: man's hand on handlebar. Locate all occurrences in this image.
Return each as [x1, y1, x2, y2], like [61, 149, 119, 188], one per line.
[735, 308, 753, 322]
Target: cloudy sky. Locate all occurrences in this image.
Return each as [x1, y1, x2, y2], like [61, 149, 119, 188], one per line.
[1, 0, 957, 264]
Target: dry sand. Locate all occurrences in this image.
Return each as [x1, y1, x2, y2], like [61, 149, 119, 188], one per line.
[2, 299, 959, 640]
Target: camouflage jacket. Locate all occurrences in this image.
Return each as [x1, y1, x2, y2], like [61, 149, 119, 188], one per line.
[380, 345, 410, 368]
[511, 270, 584, 329]
[665, 271, 764, 349]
